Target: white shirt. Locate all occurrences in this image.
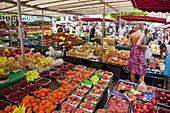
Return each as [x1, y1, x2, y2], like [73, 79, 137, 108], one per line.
[119, 27, 126, 38]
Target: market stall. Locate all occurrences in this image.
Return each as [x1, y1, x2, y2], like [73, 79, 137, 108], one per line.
[0, 0, 170, 113]
[118, 15, 166, 23]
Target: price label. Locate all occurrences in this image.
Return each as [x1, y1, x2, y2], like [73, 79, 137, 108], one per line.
[0, 68, 4, 75]
[13, 105, 26, 113]
[91, 75, 99, 85]
[0, 57, 7, 63]
[24, 70, 40, 82]
[68, 41, 72, 44]
[4, 48, 10, 53]
[130, 89, 141, 95]
[105, 50, 110, 55]
[59, 36, 65, 41]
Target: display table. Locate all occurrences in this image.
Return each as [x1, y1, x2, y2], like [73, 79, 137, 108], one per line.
[115, 45, 131, 51]
[64, 56, 125, 79]
[0, 70, 24, 90]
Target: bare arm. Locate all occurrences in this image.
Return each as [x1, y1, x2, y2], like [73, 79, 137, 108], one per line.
[127, 35, 131, 47]
[136, 34, 147, 49]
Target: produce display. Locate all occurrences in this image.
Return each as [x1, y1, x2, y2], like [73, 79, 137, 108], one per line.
[80, 101, 95, 111]
[34, 88, 52, 99]
[48, 89, 66, 104]
[66, 95, 81, 106]
[33, 99, 55, 113]
[61, 102, 76, 113]
[155, 88, 170, 106]
[43, 32, 85, 47]
[0, 86, 18, 96]
[132, 100, 156, 113]
[15, 80, 31, 88]
[105, 95, 129, 113]
[85, 94, 99, 103]
[35, 77, 51, 87]
[107, 50, 130, 66]
[0, 100, 10, 110]
[21, 95, 41, 110]
[23, 84, 41, 94]
[0, 105, 18, 113]
[8, 91, 27, 103]
[149, 44, 160, 55]
[115, 81, 135, 93]
[0, 56, 169, 113]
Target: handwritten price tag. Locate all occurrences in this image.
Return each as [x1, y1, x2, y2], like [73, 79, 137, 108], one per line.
[105, 50, 110, 55]
[0, 57, 7, 63]
[13, 105, 26, 113]
[24, 70, 40, 82]
[59, 36, 65, 41]
[91, 75, 99, 85]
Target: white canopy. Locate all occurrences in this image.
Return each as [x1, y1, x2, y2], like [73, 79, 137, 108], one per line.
[0, 0, 134, 17]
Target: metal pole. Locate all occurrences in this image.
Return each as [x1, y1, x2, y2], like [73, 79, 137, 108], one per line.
[42, 10, 44, 37]
[102, 4, 106, 45]
[8, 13, 12, 47]
[17, 0, 26, 72]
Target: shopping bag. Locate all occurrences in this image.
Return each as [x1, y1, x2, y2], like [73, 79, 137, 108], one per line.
[145, 47, 152, 65]
[137, 81, 148, 93]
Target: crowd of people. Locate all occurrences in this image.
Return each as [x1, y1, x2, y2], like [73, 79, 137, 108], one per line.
[126, 23, 170, 88]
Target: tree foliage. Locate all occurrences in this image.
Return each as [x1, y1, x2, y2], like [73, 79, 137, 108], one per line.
[107, 8, 148, 19]
[56, 17, 61, 21]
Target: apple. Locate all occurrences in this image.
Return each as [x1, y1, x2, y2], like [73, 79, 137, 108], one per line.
[142, 97, 147, 102]
[151, 98, 157, 105]
[132, 100, 138, 106]
[161, 92, 166, 97]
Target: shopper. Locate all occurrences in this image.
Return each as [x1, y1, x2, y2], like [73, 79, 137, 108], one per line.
[144, 29, 152, 45]
[57, 25, 63, 32]
[118, 24, 126, 38]
[128, 27, 135, 35]
[89, 24, 96, 41]
[159, 44, 170, 59]
[164, 55, 170, 90]
[127, 23, 147, 83]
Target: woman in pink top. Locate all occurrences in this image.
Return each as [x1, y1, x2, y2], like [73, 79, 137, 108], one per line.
[127, 23, 148, 83]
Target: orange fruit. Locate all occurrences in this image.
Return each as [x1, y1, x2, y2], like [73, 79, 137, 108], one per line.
[45, 108, 51, 113]
[30, 98, 35, 103]
[4, 106, 12, 112]
[50, 105, 55, 110]
[26, 103, 32, 108]
[45, 102, 52, 108]
[41, 100, 47, 105]
[26, 109, 33, 113]
[35, 98, 40, 103]
[40, 93, 46, 97]
[39, 110, 44, 113]
[39, 105, 46, 111]
[12, 105, 18, 110]
[48, 96, 52, 100]
[32, 103, 37, 107]
[54, 90, 58, 93]
[23, 98, 30, 104]
[33, 105, 39, 111]
[52, 93, 57, 98]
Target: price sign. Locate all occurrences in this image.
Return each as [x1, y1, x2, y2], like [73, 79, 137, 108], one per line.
[91, 75, 99, 85]
[59, 36, 65, 41]
[105, 50, 110, 55]
[0, 57, 7, 63]
[13, 105, 26, 113]
[130, 89, 141, 95]
[68, 41, 72, 44]
[24, 70, 40, 82]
